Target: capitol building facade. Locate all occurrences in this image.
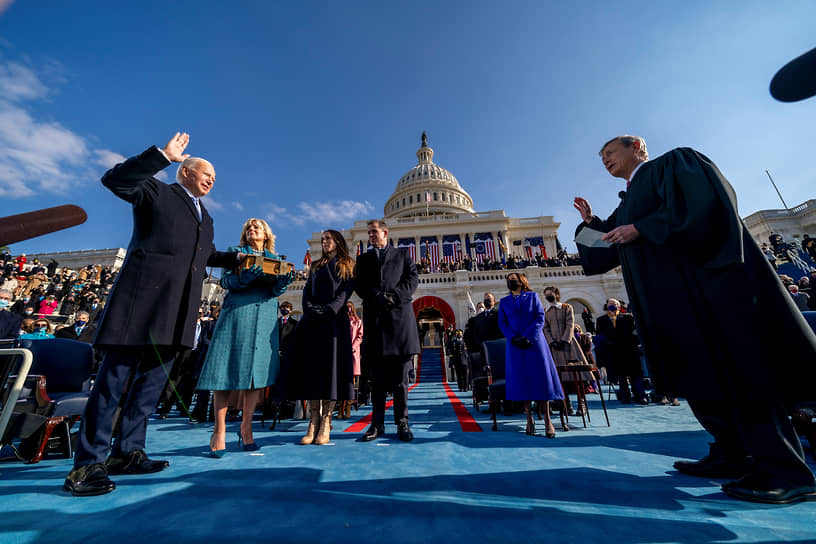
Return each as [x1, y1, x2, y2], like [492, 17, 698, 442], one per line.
[277, 134, 628, 331]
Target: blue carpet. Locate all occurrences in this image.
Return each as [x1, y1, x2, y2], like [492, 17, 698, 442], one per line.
[1, 348, 815, 543]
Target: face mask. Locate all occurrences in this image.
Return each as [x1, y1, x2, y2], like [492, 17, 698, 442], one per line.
[607, 304, 618, 312]
[545, 295, 556, 303]
[507, 280, 521, 292]
[36, 326, 47, 333]
[280, 308, 290, 316]
[24, 310, 33, 315]
[483, 300, 493, 309]
[75, 320, 87, 327]
[0, 299, 8, 309]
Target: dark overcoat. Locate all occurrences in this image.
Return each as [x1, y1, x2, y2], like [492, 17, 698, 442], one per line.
[291, 257, 355, 400]
[355, 247, 421, 359]
[94, 146, 236, 349]
[593, 313, 642, 378]
[576, 147, 816, 400]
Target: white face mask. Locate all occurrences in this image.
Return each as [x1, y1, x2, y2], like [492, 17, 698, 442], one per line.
[0, 299, 9, 309]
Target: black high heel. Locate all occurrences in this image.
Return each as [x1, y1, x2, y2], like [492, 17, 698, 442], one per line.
[237, 431, 259, 452]
[209, 435, 226, 458]
[525, 411, 536, 436]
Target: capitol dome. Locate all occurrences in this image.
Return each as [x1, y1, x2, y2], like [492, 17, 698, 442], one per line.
[384, 133, 474, 219]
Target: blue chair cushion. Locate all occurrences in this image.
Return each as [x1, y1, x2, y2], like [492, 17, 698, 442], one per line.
[50, 392, 90, 418]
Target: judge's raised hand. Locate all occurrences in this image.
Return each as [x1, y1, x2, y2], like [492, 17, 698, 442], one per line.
[601, 224, 640, 245]
[162, 132, 191, 162]
[573, 197, 593, 223]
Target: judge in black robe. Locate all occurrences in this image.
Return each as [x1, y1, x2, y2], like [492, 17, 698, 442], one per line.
[575, 135, 816, 504]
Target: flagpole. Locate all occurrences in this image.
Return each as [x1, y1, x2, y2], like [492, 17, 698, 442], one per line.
[765, 170, 789, 210]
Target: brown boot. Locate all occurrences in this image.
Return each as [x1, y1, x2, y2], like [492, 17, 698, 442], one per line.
[299, 400, 321, 445]
[344, 401, 351, 419]
[314, 400, 335, 445]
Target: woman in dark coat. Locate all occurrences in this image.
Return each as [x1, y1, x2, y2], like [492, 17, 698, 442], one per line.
[292, 230, 355, 445]
[497, 272, 564, 438]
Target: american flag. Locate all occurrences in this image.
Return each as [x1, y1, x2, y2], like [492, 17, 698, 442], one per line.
[442, 237, 461, 263]
[397, 239, 417, 262]
[303, 249, 312, 266]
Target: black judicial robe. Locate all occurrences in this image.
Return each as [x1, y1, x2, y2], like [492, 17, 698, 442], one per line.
[575, 147, 816, 400]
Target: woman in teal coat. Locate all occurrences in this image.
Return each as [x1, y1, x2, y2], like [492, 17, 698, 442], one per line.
[197, 218, 293, 456]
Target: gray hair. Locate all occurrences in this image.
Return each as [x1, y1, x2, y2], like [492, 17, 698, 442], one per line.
[175, 157, 211, 183]
[0, 289, 12, 298]
[75, 310, 90, 319]
[599, 135, 649, 160]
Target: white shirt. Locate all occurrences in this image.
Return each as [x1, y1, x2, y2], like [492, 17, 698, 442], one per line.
[628, 160, 647, 183]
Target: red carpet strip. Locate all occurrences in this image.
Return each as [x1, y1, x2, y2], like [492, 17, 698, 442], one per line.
[439, 352, 482, 432]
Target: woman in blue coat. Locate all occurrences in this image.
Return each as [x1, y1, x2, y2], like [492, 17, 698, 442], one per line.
[498, 272, 564, 438]
[197, 218, 293, 456]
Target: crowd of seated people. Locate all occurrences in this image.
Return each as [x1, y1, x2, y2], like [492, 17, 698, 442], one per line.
[415, 251, 582, 275]
[0, 251, 118, 345]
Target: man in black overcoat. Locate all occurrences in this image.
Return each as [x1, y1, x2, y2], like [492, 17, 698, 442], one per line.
[355, 219, 421, 442]
[54, 310, 96, 344]
[64, 133, 239, 496]
[463, 292, 503, 354]
[574, 135, 816, 504]
[593, 299, 647, 404]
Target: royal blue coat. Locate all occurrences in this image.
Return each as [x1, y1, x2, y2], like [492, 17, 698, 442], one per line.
[497, 291, 564, 401]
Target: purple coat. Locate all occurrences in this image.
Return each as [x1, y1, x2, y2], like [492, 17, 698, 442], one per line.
[498, 291, 564, 401]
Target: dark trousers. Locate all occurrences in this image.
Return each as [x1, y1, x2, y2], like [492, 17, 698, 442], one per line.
[688, 397, 815, 486]
[74, 346, 174, 467]
[371, 355, 412, 428]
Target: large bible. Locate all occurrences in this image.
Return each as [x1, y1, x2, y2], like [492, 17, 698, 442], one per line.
[239, 255, 295, 275]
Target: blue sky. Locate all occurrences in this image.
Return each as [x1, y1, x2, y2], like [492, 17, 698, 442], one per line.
[0, 1, 814, 262]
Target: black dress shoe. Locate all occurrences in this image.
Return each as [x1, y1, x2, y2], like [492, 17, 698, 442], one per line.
[106, 449, 169, 475]
[673, 455, 749, 479]
[397, 422, 413, 442]
[362, 425, 384, 442]
[63, 463, 116, 496]
[722, 472, 816, 504]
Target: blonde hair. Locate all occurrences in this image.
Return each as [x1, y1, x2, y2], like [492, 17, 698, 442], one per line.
[239, 218, 276, 252]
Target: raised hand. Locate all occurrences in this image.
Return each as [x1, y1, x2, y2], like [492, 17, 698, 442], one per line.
[162, 132, 191, 162]
[573, 197, 593, 223]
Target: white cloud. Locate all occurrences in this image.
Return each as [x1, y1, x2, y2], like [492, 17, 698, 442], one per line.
[0, 58, 134, 197]
[264, 199, 374, 226]
[0, 61, 48, 102]
[292, 199, 374, 226]
[264, 203, 289, 224]
[202, 195, 223, 211]
[93, 149, 126, 170]
[231, 201, 244, 211]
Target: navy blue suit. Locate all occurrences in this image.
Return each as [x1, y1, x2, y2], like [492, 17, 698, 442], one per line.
[74, 147, 237, 467]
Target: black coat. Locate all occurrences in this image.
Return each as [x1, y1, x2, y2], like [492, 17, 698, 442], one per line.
[278, 315, 298, 356]
[292, 258, 354, 400]
[94, 146, 236, 349]
[55, 323, 97, 344]
[593, 313, 642, 378]
[355, 247, 421, 359]
[463, 308, 503, 353]
[0, 310, 21, 341]
[576, 148, 816, 400]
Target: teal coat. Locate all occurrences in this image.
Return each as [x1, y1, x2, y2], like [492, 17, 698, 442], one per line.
[197, 246, 293, 391]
